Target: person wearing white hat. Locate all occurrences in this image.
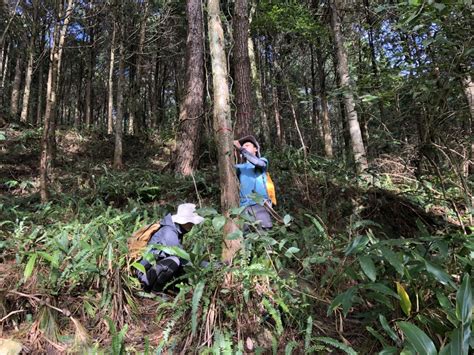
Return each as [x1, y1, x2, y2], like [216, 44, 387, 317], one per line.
[137, 203, 204, 292]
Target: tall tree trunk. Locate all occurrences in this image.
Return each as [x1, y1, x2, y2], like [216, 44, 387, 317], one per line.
[20, 45, 34, 123]
[207, 0, 240, 263]
[364, 0, 385, 121]
[113, 26, 125, 170]
[314, 42, 333, 158]
[462, 74, 473, 176]
[107, 23, 116, 135]
[329, 0, 368, 173]
[84, 1, 95, 128]
[249, 36, 269, 145]
[20, 0, 39, 124]
[232, 0, 253, 137]
[128, 0, 148, 135]
[287, 86, 307, 158]
[75, 59, 83, 127]
[0, 0, 18, 109]
[175, 0, 205, 175]
[271, 83, 283, 146]
[10, 56, 21, 119]
[0, 42, 9, 111]
[309, 44, 323, 149]
[36, 62, 44, 126]
[39, 0, 74, 203]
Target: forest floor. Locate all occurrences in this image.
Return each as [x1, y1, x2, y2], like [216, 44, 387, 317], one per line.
[0, 126, 471, 353]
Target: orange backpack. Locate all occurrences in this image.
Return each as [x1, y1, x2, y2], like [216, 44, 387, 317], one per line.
[266, 172, 277, 205]
[127, 222, 161, 259]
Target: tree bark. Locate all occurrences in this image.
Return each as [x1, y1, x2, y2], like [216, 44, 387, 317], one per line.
[20, 0, 39, 124]
[249, 35, 269, 145]
[113, 25, 125, 170]
[128, 0, 149, 135]
[175, 0, 205, 176]
[35, 61, 43, 126]
[461, 74, 473, 175]
[84, 1, 96, 128]
[287, 86, 307, 158]
[364, 0, 385, 121]
[75, 59, 83, 127]
[20, 43, 34, 123]
[0, 41, 9, 111]
[39, 0, 74, 203]
[107, 23, 116, 135]
[309, 44, 323, 149]
[232, 0, 253, 137]
[329, 0, 368, 173]
[10, 56, 21, 119]
[207, 0, 240, 263]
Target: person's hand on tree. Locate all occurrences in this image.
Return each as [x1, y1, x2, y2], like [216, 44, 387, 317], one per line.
[233, 140, 241, 149]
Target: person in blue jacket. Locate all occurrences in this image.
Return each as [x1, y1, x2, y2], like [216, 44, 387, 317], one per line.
[234, 135, 273, 230]
[137, 203, 204, 292]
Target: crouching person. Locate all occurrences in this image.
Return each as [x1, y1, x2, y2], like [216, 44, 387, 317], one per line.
[136, 203, 204, 292]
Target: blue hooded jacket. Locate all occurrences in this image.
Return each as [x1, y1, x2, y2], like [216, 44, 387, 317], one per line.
[139, 214, 183, 270]
[235, 148, 269, 207]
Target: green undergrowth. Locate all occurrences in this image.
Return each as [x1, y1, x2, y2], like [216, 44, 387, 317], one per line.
[0, 133, 472, 353]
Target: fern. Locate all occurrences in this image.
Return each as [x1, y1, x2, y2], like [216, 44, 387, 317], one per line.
[191, 281, 205, 336]
[285, 340, 299, 354]
[314, 337, 357, 355]
[262, 298, 283, 335]
[304, 315, 313, 350]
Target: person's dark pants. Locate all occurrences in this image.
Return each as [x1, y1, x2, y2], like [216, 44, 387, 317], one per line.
[138, 256, 181, 292]
[243, 204, 273, 232]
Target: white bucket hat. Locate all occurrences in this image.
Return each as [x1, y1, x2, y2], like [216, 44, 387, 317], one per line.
[171, 203, 204, 225]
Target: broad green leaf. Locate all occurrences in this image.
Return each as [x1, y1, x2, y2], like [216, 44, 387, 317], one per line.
[366, 326, 388, 347]
[436, 291, 458, 326]
[433, 3, 446, 11]
[285, 247, 300, 258]
[283, 214, 292, 225]
[455, 274, 472, 325]
[365, 283, 400, 299]
[378, 347, 398, 355]
[448, 325, 470, 355]
[379, 314, 400, 344]
[359, 255, 377, 281]
[344, 235, 369, 255]
[24, 253, 38, 281]
[396, 282, 412, 316]
[424, 260, 455, 287]
[149, 244, 190, 260]
[304, 213, 326, 237]
[131, 262, 146, 274]
[191, 281, 205, 336]
[439, 344, 451, 355]
[196, 207, 218, 217]
[397, 321, 437, 355]
[226, 229, 243, 240]
[212, 215, 226, 231]
[328, 287, 357, 317]
[36, 251, 57, 267]
[380, 247, 404, 275]
[229, 206, 246, 216]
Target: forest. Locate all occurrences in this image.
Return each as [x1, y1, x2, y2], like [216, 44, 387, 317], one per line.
[0, 0, 472, 353]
